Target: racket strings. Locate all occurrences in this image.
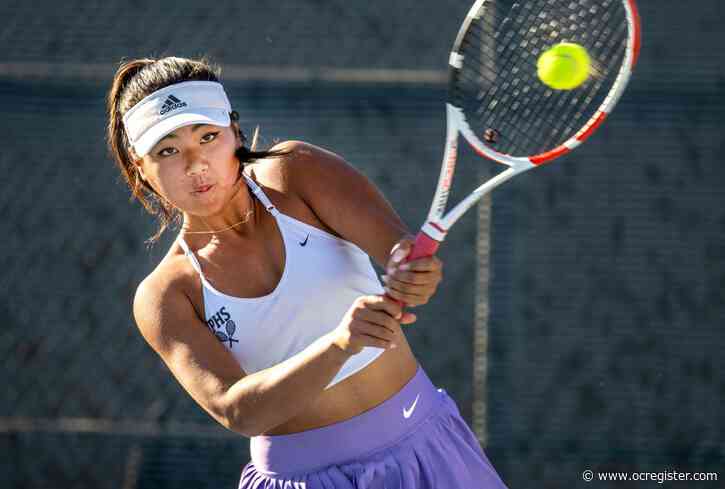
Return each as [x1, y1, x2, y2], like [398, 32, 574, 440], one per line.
[451, 0, 629, 157]
[473, 4, 564, 148]
[459, 5, 547, 104]
[511, 16, 626, 154]
[531, 19, 627, 153]
[455, 11, 583, 149]
[455, 2, 623, 146]
[456, 37, 563, 151]
[544, 18, 626, 152]
[455, 11, 557, 148]
[462, 3, 626, 154]
[472, 2, 626, 133]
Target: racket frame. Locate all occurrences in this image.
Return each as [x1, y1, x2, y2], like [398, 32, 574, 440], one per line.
[415, 0, 641, 248]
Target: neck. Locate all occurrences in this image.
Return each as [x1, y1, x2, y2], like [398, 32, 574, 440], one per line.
[180, 171, 259, 241]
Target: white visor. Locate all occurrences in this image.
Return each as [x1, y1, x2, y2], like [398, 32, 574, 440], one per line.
[122, 80, 232, 157]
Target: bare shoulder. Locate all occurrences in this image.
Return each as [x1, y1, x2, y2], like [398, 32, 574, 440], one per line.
[132, 243, 209, 342]
[273, 140, 343, 167]
[132, 257, 194, 342]
[253, 140, 342, 190]
[245, 141, 345, 226]
[267, 139, 323, 158]
[260, 140, 351, 198]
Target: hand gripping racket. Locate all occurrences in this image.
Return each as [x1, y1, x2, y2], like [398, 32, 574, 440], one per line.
[400, 0, 641, 280]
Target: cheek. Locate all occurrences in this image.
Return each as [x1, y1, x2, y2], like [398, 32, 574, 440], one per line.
[143, 163, 185, 200]
[210, 146, 241, 184]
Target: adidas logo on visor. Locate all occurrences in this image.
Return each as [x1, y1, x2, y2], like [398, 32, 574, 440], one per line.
[159, 94, 187, 115]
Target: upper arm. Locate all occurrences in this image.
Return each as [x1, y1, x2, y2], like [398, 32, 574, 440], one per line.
[277, 140, 412, 268]
[132, 273, 247, 433]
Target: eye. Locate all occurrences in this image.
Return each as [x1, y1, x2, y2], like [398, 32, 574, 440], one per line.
[201, 131, 220, 143]
[157, 146, 177, 157]
[155, 131, 219, 157]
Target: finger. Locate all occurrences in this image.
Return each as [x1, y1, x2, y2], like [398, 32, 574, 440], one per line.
[382, 276, 432, 299]
[382, 276, 429, 297]
[389, 236, 415, 256]
[382, 271, 430, 286]
[389, 246, 411, 265]
[387, 263, 434, 278]
[376, 294, 406, 319]
[400, 312, 417, 324]
[365, 295, 403, 321]
[398, 256, 441, 272]
[356, 320, 397, 342]
[357, 309, 399, 334]
[383, 284, 426, 306]
[359, 332, 397, 350]
[386, 237, 415, 268]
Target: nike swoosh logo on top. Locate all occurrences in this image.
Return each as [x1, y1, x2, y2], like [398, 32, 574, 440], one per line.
[403, 393, 420, 419]
[299, 234, 309, 246]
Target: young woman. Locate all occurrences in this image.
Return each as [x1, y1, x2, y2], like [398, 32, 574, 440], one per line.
[106, 56, 508, 489]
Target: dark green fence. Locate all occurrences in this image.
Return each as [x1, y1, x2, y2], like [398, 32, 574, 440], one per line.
[1, 1, 723, 488]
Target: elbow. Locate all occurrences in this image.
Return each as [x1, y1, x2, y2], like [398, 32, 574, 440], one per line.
[224, 399, 265, 437]
[227, 406, 279, 437]
[228, 422, 254, 438]
[224, 404, 254, 437]
[230, 418, 259, 438]
[229, 416, 266, 438]
[221, 374, 280, 437]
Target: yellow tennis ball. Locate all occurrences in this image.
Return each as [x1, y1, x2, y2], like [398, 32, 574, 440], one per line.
[537, 42, 591, 90]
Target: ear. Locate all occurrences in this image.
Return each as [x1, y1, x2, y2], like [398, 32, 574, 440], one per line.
[232, 121, 244, 147]
[127, 146, 147, 181]
[137, 165, 148, 182]
[133, 158, 148, 182]
[229, 111, 244, 146]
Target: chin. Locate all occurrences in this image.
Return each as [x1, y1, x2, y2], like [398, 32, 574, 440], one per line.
[189, 192, 233, 216]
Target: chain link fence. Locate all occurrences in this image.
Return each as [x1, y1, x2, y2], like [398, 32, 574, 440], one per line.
[2, 1, 724, 488]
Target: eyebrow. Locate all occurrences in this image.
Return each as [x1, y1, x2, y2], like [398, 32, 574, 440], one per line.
[157, 123, 208, 144]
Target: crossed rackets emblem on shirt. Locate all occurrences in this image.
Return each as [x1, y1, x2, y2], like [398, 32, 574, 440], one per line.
[214, 319, 239, 348]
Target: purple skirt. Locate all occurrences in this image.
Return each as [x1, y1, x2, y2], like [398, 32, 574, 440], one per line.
[239, 365, 509, 488]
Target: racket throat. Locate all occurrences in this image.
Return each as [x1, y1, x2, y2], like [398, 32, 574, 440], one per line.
[427, 104, 464, 223]
[421, 221, 448, 243]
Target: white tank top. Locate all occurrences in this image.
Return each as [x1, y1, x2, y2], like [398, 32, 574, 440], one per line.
[176, 172, 386, 389]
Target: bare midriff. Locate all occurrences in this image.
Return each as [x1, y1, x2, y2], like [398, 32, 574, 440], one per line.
[261, 341, 419, 435]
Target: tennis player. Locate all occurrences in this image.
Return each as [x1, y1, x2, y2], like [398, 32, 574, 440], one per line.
[107, 56, 508, 489]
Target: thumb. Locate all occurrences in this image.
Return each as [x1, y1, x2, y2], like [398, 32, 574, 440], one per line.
[400, 311, 417, 325]
[390, 237, 415, 264]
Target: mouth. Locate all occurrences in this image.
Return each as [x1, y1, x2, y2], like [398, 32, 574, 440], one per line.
[193, 184, 214, 194]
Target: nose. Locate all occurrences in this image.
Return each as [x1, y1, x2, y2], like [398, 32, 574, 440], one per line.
[185, 153, 209, 177]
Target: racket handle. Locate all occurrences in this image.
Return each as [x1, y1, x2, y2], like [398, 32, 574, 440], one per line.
[387, 231, 441, 310]
[405, 231, 441, 262]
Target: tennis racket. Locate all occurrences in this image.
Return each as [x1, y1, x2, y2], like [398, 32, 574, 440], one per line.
[400, 0, 641, 275]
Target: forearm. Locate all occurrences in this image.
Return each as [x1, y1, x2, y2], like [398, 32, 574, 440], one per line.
[225, 333, 351, 437]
